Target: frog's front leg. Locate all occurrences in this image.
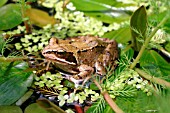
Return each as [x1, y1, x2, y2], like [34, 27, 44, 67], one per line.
[95, 40, 118, 75]
[69, 64, 94, 87]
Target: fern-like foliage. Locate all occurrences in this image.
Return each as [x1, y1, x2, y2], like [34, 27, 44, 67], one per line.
[36, 86, 59, 97]
[86, 97, 106, 113]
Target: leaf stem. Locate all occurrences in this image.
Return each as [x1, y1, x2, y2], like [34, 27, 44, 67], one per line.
[0, 57, 27, 62]
[135, 68, 170, 88]
[93, 79, 124, 113]
[130, 16, 169, 69]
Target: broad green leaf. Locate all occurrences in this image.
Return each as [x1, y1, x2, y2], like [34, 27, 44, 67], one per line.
[26, 8, 56, 27]
[25, 103, 50, 113]
[36, 98, 66, 113]
[116, 91, 157, 113]
[0, 106, 22, 113]
[0, 0, 7, 7]
[140, 50, 170, 79]
[71, 0, 131, 23]
[103, 27, 131, 43]
[165, 42, 170, 52]
[0, 62, 33, 105]
[130, 6, 148, 51]
[0, 4, 22, 30]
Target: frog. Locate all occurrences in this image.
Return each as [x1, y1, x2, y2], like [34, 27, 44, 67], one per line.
[42, 35, 118, 86]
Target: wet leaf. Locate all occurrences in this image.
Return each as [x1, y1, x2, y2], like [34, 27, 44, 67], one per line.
[0, 0, 7, 7]
[25, 103, 50, 113]
[0, 62, 33, 105]
[26, 8, 56, 27]
[130, 6, 148, 51]
[71, 0, 131, 23]
[0, 4, 22, 30]
[37, 98, 66, 113]
[0, 106, 22, 113]
[140, 50, 170, 79]
[103, 27, 131, 43]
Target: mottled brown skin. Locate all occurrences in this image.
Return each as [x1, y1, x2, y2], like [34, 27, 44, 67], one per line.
[42, 35, 118, 85]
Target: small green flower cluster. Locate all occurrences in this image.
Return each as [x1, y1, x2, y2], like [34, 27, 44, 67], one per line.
[34, 72, 100, 106]
[4, 25, 51, 53]
[106, 69, 153, 98]
[52, 1, 117, 37]
[34, 72, 63, 89]
[58, 88, 100, 106]
[3, 25, 26, 35]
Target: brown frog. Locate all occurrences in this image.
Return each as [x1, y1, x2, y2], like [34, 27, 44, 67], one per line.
[42, 35, 118, 86]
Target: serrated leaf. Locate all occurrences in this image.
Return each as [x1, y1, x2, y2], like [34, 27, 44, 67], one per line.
[130, 6, 148, 51]
[103, 27, 131, 43]
[26, 8, 56, 27]
[71, 0, 131, 23]
[0, 4, 22, 30]
[0, 62, 33, 105]
[140, 50, 170, 79]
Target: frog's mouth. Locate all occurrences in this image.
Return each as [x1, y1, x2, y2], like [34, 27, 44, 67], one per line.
[43, 50, 77, 65]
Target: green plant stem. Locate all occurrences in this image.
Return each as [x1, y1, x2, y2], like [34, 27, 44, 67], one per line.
[130, 16, 169, 69]
[20, 0, 32, 33]
[93, 79, 124, 113]
[122, 43, 133, 53]
[135, 68, 170, 88]
[0, 57, 27, 62]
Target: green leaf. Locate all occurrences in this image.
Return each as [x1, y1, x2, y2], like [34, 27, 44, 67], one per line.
[103, 27, 131, 43]
[86, 98, 106, 113]
[71, 0, 131, 23]
[0, 4, 22, 30]
[16, 90, 34, 106]
[140, 50, 170, 79]
[148, 11, 170, 34]
[116, 91, 157, 113]
[26, 8, 56, 27]
[0, 0, 7, 7]
[0, 35, 5, 54]
[130, 6, 148, 51]
[165, 42, 170, 52]
[0, 62, 33, 105]
[115, 48, 134, 75]
[0, 106, 22, 113]
[103, 105, 114, 113]
[36, 98, 66, 113]
[25, 103, 50, 113]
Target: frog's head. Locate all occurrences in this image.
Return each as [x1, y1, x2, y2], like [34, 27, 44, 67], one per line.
[42, 38, 77, 65]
